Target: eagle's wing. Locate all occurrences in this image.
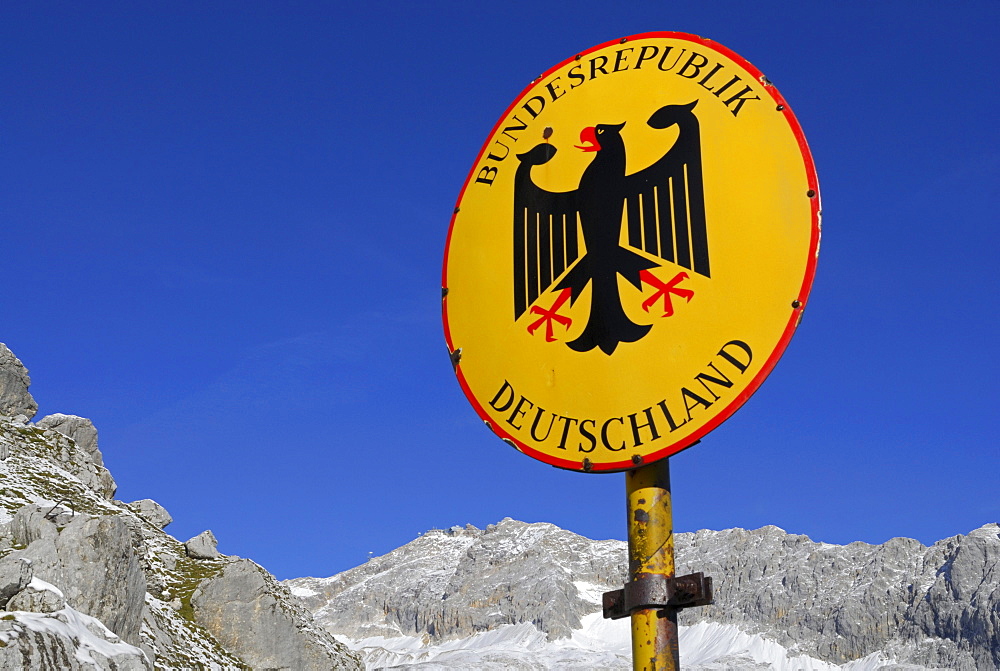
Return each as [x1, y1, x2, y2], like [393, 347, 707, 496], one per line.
[622, 102, 710, 278]
[513, 144, 582, 320]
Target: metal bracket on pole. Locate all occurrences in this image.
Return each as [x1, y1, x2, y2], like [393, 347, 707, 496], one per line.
[602, 572, 713, 620]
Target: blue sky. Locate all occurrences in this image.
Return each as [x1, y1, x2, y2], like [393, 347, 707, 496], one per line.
[3, 1, 998, 580]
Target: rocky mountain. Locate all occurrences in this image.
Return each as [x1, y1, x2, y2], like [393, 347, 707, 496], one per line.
[287, 518, 1000, 669]
[5, 340, 997, 669]
[0, 343, 362, 670]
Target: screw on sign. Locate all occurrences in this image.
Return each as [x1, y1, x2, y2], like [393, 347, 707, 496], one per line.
[442, 32, 819, 670]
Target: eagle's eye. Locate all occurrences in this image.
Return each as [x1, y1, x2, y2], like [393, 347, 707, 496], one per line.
[597, 129, 604, 134]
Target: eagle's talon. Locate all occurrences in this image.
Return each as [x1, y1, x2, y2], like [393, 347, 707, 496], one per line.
[527, 288, 573, 342]
[641, 270, 693, 317]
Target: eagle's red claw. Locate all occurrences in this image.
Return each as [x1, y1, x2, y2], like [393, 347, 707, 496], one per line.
[640, 270, 693, 317]
[527, 288, 574, 341]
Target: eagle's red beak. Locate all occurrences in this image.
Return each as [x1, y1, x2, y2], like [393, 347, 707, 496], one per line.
[574, 126, 600, 152]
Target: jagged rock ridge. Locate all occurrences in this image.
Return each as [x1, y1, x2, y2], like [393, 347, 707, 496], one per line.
[289, 520, 625, 643]
[288, 518, 1000, 670]
[0, 343, 362, 670]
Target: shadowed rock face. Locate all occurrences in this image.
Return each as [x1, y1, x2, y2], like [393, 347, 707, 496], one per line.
[0, 557, 33, 608]
[289, 519, 1000, 670]
[0, 344, 37, 420]
[192, 558, 362, 670]
[675, 525, 1000, 669]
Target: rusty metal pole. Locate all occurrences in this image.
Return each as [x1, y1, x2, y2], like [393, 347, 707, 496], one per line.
[627, 458, 679, 670]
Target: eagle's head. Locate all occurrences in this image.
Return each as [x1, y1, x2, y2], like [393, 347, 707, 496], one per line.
[575, 122, 625, 152]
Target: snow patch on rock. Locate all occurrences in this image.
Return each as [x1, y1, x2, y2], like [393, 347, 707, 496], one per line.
[336, 614, 902, 670]
[0, 604, 148, 669]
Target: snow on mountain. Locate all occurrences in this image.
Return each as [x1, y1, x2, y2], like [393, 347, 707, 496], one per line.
[287, 518, 1000, 670]
[334, 613, 908, 670]
[0, 580, 148, 670]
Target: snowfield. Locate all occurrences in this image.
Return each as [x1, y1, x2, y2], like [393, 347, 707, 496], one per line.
[338, 614, 899, 670]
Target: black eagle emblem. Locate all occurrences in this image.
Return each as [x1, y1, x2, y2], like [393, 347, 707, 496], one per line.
[513, 100, 710, 355]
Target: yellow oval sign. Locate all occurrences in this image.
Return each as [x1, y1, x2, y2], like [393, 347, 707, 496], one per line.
[443, 32, 820, 472]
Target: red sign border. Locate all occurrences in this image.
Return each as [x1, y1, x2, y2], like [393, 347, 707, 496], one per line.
[442, 31, 821, 473]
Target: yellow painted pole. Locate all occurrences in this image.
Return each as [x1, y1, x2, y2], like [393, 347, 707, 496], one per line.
[627, 458, 679, 670]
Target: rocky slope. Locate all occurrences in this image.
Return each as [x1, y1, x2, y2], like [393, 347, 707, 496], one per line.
[0, 343, 362, 670]
[288, 518, 1000, 669]
[676, 525, 1000, 668]
[288, 520, 625, 643]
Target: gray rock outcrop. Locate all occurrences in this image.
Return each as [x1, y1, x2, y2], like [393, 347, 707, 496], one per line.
[192, 558, 360, 670]
[675, 525, 999, 669]
[184, 529, 221, 559]
[5, 504, 147, 646]
[899, 524, 1000, 669]
[6, 579, 66, 613]
[36, 413, 101, 464]
[8, 504, 60, 546]
[35, 413, 104, 466]
[289, 518, 624, 641]
[0, 343, 37, 420]
[0, 556, 33, 607]
[122, 498, 173, 529]
[34, 412, 117, 499]
[289, 518, 1000, 670]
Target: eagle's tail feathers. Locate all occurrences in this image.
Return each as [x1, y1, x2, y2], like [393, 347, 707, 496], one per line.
[555, 255, 592, 300]
[617, 247, 658, 289]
